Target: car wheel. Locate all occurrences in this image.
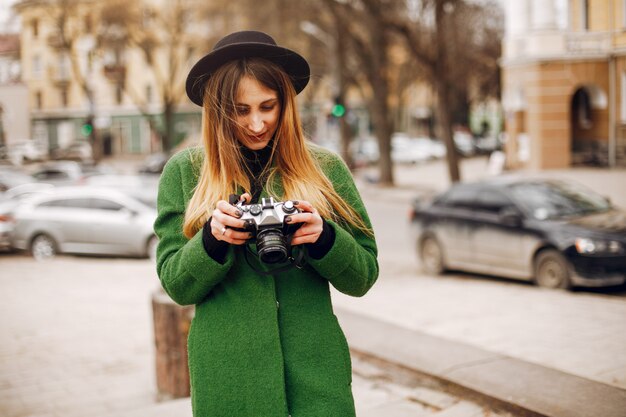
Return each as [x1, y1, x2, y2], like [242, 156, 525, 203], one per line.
[31, 234, 57, 261]
[534, 249, 572, 290]
[146, 235, 158, 261]
[420, 236, 445, 275]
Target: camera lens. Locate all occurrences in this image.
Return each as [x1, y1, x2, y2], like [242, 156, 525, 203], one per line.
[256, 228, 288, 264]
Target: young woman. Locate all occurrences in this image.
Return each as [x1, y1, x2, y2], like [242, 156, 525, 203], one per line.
[154, 30, 379, 417]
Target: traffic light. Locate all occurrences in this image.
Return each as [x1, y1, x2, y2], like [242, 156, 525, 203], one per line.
[81, 118, 94, 137]
[330, 96, 346, 118]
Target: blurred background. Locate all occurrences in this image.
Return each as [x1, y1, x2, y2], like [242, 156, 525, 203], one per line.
[1, 1, 626, 417]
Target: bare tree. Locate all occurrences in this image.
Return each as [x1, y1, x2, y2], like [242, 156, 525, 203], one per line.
[42, 0, 103, 160]
[97, 0, 225, 152]
[381, 0, 503, 183]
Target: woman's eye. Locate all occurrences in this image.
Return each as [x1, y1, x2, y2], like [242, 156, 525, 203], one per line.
[236, 107, 249, 115]
[261, 105, 275, 112]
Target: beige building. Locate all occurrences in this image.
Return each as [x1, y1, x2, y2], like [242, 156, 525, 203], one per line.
[501, 0, 626, 169]
[0, 33, 30, 147]
[13, 0, 205, 156]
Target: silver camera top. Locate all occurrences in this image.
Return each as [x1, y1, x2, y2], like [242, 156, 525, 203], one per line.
[237, 197, 298, 227]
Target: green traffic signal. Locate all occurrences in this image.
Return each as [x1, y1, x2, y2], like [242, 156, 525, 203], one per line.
[81, 123, 93, 137]
[331, 104, 346, 118]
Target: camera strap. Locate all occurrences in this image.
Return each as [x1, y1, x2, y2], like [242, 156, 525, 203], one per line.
[242, 243, 306, 276]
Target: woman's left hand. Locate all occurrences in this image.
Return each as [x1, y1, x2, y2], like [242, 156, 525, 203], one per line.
[287, 200, 324, 246]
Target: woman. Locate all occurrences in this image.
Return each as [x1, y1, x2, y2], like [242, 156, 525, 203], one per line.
[154, 30, 378, 417]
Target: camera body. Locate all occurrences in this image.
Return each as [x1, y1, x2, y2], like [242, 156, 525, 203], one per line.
[236, 197, 301, 264]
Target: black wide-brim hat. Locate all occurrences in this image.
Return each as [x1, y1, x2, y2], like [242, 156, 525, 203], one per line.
[185, 30, 310, 107]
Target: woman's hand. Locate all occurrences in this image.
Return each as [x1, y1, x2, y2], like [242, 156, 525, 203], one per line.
[211, 193, 252, 245]
[287, 200, 324, 246]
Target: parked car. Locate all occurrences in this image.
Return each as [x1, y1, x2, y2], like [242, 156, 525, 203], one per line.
[0, 183, 55, 251]
[0, 166, 34, 192]
[51, 141, 94, 164]
[6, 140, 47, 165]
[11, 187, 158, 260]
[83, 174, 159, 208]
[390, 133, 447, 164]
[30, 161, 88, 185]
[409, 177, 626, 289]
[453, 130, 475, 156]
[138, 152, 171, 175]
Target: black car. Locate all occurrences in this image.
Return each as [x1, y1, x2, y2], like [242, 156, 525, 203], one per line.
[409, 177, 626, 289]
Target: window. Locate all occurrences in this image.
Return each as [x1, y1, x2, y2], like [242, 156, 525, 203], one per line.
[35, 91, 43, 110]
[438, 185, 477, 209]
[581, 0, 589, 30]
[475, 189, 514, 214]
[84, 14, 93, 33]
[32, 19, 39, 37]
[621, 72, 626, 123]
[32, 55, 42, 79]
[60, 88, 68, 107]
[115, 85, 123, 105]
[39, 198, 90, 208]
[90, 199, 124, 211]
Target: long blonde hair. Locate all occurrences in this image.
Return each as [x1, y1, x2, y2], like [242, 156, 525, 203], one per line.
[183, 58, 371, 238]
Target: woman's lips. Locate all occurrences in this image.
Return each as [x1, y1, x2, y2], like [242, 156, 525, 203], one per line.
[248, 133, 266, 141]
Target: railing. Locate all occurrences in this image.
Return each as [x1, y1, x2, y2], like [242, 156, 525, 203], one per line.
[565, 31, 612, 54]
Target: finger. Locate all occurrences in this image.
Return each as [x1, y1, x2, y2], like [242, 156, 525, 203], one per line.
[290, 233, 322, 246]
[240, 193, 252, 204]
[216, 200, 244, 218]
[294, 200, 316, 213]
[212, 210, 247, 230]
[285, 212, 321, 225]
[293, 224, 323, 237]
[211, 221, 252, 242]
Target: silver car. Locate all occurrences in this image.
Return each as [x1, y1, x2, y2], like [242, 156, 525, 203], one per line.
[11, 187, 158, 260]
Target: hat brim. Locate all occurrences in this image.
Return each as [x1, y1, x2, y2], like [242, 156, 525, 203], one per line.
[186, 43, 310, 107]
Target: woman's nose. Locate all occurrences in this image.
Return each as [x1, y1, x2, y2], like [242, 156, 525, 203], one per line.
[248, 113, 264, 133]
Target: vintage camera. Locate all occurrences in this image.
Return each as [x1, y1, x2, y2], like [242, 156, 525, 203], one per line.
[235, 197, 301, 264]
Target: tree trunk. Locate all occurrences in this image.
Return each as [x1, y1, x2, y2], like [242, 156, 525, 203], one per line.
[163, 102, 174, 151]
[436, 0, 461, 183]
[152, 288, 194, 400]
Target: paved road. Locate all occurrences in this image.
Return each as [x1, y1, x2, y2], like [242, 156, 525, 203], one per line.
[345, 157, 626, 392]
[0, 254, 517, 417]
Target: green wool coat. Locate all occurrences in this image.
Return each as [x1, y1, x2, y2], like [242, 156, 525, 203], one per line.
[154, 145, 379, 417]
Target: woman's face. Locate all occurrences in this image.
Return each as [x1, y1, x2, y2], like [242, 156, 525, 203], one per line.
[234, 75, 281, 151]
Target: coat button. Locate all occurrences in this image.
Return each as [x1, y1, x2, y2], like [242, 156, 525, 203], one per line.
[276, 301, 280, 308]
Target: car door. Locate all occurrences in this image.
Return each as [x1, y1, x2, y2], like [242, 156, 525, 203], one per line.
[430, 185, 477, 266]
[467, 188, 528, 276]
[86, 198, 140, 254]
[33, 198, 96, 252]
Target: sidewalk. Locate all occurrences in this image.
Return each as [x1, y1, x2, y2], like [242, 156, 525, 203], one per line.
[331, 157, 626, 417]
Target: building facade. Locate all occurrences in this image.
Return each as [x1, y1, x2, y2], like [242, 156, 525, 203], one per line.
[0, 33, 30, 148]
[13, 0, 204, 157]
[501, 0, 626, 169]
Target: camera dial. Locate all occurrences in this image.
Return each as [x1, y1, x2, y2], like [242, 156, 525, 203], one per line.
[282, 200, 296, 213]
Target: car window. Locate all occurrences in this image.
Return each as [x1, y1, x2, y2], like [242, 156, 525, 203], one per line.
[33, 170, 69, 180]
[508, 181, 611, 219]
[438, 186, 477, 209]
[38, 198, 91, 209]
[89, 198, 124, 211]
[475, 189, 515, 213]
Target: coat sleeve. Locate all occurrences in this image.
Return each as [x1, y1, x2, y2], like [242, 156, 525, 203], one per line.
[305, 152, 379, 297]
[153, 153, 235, 305]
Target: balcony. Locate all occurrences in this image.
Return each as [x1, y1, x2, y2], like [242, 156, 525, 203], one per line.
[47, 33, 67, 50]
[565, 32, 612, 55]
[48, 66, 71, 87]
[504, 31, 613, 62]
[103, 64, 126, 84]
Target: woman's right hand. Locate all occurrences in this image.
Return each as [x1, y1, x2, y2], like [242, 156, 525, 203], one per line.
[210, 193, 252, 245]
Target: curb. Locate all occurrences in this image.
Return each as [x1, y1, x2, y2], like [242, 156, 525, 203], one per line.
[336, 308, 626, 417]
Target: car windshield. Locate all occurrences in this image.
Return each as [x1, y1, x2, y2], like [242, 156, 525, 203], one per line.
[508, 180, 611, 220]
